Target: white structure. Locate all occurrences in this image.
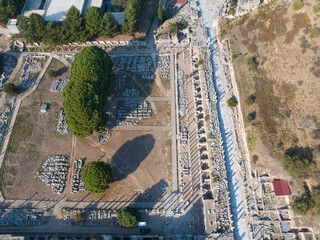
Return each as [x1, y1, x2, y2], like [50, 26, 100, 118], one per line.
[6, 19, 19, 35]
[21, 0, 103, 21]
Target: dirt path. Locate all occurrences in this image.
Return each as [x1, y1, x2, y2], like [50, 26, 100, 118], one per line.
[65, 135, 77, 195]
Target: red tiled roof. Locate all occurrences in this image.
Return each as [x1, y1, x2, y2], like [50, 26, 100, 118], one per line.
[175, 0, 188, 4]
[273, 180, 291, 196]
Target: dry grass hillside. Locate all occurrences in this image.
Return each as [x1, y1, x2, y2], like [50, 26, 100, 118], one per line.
[221, 0, 320, 228]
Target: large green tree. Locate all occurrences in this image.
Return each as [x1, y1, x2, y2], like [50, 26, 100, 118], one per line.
[18, 13, 46, 43]
[158, 0, 163, 23]
[101, 13, 118, 37]
[82, 161, 113, 194]
[0, 0, 25, 24]
[116, 207, 140, 228]
[42, 21, 62, 46]
[61, 6, 86, 43]
[85, 6, 103, 38]
[63, 46, 113, 137]
[283, 154, 316, 177]
[122, 1, 138, 35]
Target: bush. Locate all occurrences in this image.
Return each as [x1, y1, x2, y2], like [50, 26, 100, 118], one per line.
[169, 23, 179, 34]
[259, 11, 266, 20]
[252, 155, 259, 164]
[246, 57, 258, 70]
[314, 3, 320, 13]
[82, 161, 113, 194]
[292, 0, 303, 11]
[3, 83, 18, 96]
[247, 44, 257, 53]
[232, 54, 239, 60]
[48, 70, 59, 77]
[245, 114, 253, 124]
[292, 195, 315, 215]
[227, 98, 238, 108]
[63, 46, 113, 137]
[246, 94, 256, 105]
[138, 35, 146, 41]
[74, 212, 86, 222]
[220, 29, 227, 36]
[310, 28, 320, 38]
[116, 207, 140, 228]
[282, 154, 316, 177]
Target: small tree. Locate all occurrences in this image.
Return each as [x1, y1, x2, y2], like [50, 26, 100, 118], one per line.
[252, 155, 259, 164]
[227, 98, 238, 108]
[314, 3, 320, 13]
[4, 83, 18, 96]
[169, 23, 179, 34]
[292, 195, 314, 215]
[82, 161, 113, 194]
[158, 0, 163, 23]
[245, 114, 253, 124]
[116, 207, 140, 228]
[292, 0, 303, 11]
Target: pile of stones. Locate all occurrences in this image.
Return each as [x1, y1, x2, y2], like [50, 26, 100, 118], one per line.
[18, 55, 45, 91]
[0, 55, 17, 90]
[122, 86, 140, 97]
[113, 72, 127, 91]
[157, 54, 170, 78]
[180, 152, 190, 176]
[0, 209, 43, 226]
[50, 77, 69, 92]
[57, 109, 69, 135]
[177, 68, 186, 116]
[71, 158, 86, 194]
[98, 130, 112, 143]
[113, 56, 154, 73]
[117, 101, 152, 120]
[37, 155, 69, 194]
[181, 126, 188, 144]
[0, 98, 15, 147]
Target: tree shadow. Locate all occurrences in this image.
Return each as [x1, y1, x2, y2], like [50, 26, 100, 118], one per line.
[111, 134, 155, 182]
[285, 146, 313, 161]
[56, 66, 69, 76]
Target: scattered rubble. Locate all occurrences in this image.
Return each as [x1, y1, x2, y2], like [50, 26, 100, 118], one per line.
[157, 54, 170, 78]
[0, 209, 44, 226]
[0, 55, 17, 90]
[71, 158, 86, 194]
[57, 109, 69, 135]
[98, 130, 112, 143]
[116, 100, 152, 125]
[50, 77, 69, 92]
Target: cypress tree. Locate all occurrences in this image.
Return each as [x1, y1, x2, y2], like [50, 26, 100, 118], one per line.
[158, 0, 163, 23]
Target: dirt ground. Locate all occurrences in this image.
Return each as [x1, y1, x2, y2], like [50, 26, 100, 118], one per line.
[222, 0, 320, 228]
[1, 56, 172, 203]
[1, 58, 72, 200]
[67, 130, 171, 202]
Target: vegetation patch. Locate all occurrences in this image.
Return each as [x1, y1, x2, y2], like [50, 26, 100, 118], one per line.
[116, 207, 140, 228]
[285, 13, 310, 44]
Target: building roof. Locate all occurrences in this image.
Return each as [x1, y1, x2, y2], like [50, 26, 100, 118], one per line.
[175, 0, 188, 5]
[273, 180, 291, 196]
[44, 0, 86, 21]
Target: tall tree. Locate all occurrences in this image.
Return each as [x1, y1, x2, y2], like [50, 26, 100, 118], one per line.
[101, 13, 118, 37]
[122, 0, 138, 35]
[61, 6, 86, 43]
[42, 21, 62, 46]
[158, 0, 163, 23]
[63, 46, 113, 137]
[0, 0, 26, 24]
[17, 13, 46, 43]
[85, 6, 103, 38]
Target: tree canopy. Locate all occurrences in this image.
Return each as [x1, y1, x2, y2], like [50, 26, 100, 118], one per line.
[282, 153, 316, 177]
[3, 83, 18, 96]
[116, 207, 140, 228]
[85, 7, 103, 38]
[82, 161, 113, 194]
[158, 0, 163, 23]
[0, 0, 25, 24]
[17, 13, 46, 43]
[122, 0, 143, 35]
[101, 13, 118, 37]
[63, 46, 113, 137]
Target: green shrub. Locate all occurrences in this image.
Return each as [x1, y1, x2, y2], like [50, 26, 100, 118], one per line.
[246, 94, 256, 105]
[259, 11, 266, 20]
[220, 29, 227, 36]
[232, 54, 238, 60]
[310, 28, 320, 38]
[227, 98, 238, 108]
[116, 207, 140, 228]
[82, 161, 113, 194]
[138, 35, 146, 41]
[252, 155, 259, 164]
[246, 57, 258, 70]
[292, 0, 303, 11]
[226, 24, 233, 30]
[169, 23, 179, 34]
[48, 70, 59, 77]
[237, 14, 249, 25]
[245, 114, 253, 124]
[74, 212, 86, 222]
[313, 3, 320, 13]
